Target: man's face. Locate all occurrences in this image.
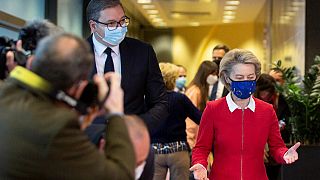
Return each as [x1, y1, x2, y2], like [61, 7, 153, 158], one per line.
[269, 70, 285, 86]
[178, 67, 187, 78]
[89, 5, 125, 45]
[212, 49, 226, 61]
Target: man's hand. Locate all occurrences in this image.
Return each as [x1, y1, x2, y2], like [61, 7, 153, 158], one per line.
[190, 163, 208, 180]
[283, 142, 300, 164]
[93, 73, 123, 114]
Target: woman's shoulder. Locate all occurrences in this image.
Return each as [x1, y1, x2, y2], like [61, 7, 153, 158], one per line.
[206, 97, 227, 109]
[185, 85, 201, 97]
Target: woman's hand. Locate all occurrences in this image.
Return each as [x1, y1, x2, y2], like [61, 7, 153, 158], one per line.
[190, 163, 208, 180]
[283, 142, 300, 164]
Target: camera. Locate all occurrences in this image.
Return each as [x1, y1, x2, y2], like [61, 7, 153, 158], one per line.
[0, 36, 29, 79]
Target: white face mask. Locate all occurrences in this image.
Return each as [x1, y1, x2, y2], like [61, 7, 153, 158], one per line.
[135, 161, 146, 180]
[206, 74, 218, 85]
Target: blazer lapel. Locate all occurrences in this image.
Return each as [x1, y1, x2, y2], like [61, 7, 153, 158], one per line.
[119, 38, 133, 87]
[87, 34, 97, 79]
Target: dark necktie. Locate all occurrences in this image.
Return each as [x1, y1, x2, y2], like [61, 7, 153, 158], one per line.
[210, 81, 218, 100]
[104, 47, 114, 73]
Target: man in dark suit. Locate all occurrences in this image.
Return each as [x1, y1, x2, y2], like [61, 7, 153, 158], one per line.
[209, 44, 230, 100]
[86, 0, 168, 179]
[86, 0, 168, 135]
[0, 34, 135, 179]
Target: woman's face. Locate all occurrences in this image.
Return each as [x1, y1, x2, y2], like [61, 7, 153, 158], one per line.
[229, 63, 256, 81]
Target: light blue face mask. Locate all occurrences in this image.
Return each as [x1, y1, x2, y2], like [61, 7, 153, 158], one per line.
[176, 77, 186, 89]
[97, 26, 127, 46]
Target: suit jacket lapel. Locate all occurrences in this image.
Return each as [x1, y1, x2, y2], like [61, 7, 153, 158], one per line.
[119, 38, 133, 87]
[87, 34, 97, 79]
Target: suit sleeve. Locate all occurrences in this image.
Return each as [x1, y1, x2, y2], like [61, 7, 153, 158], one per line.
[45, 115, 135, 180]
[267, 108, 288, 164]
[183, 94, 202, 125]
[139, 45, 168, 136]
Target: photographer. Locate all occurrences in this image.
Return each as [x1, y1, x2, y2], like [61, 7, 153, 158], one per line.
[0, 19, 62, 79]
[0, 36, 15, 79]
[0, 33, 135, 179]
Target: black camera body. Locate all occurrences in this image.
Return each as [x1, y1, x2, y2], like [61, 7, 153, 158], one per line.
[0, 36, 29, 79]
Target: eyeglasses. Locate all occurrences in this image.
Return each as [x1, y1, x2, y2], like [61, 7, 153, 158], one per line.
[94, 16, 130, 31]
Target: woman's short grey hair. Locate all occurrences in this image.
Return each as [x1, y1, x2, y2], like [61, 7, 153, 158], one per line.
[219, 49, 261, 90]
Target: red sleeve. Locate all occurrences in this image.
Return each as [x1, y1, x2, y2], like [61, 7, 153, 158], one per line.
[267, 108, 288, 164]
[191, 102, 215, 168]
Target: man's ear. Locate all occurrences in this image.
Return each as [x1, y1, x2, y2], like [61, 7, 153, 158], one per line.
[89, 20, 97, 33]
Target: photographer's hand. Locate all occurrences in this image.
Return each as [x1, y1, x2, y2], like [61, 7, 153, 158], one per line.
[93, 73, 123, 114]
[103, 72, 123, 114]
[5, 51, 16, 72]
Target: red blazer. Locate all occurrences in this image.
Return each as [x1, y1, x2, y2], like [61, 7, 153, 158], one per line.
[192, 96, 288, 180]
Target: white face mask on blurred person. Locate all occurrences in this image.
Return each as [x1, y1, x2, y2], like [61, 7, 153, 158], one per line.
[206, 74, 218, 85]
[135, 161, 146, 180]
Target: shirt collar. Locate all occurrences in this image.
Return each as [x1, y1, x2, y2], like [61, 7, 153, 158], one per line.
[226, 93, 255, 112]
[92, 33, 120, 56]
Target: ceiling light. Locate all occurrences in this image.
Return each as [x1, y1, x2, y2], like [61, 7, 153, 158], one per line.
[292, 1, 304, 7]
[171, 13, 182, 18]
[281, 16, 291, 20]
[189, 22, 200, 26]
[223, 19, 232, 23]
[289, 6, 300, 11]
[146, 9, 159, 14]
[149, 14, 158, 18]
[137, 0, 152, 4]
[224, 6, 238, 10]
[226, 1, 240, 5]
[152, 18, 163, 22]
[223, 15, 235, 19]
[224, 11, 236, 15]
[285, 11, 295, 16]
[157, 22, 167, 27]
[142, 4, 155, 9]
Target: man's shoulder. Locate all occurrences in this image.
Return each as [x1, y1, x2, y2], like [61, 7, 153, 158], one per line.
[122, 37, 151, 48]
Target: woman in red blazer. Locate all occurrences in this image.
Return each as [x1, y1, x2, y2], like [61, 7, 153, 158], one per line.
[190, 49, 300, 180]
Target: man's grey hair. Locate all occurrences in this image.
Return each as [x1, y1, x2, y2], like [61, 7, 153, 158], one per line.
[31, 33, 93, 91]
[86, 0, 123, 22]
[219, 49, 261, 90]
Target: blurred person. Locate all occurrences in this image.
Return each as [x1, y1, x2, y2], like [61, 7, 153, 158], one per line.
[190, 49, 300, 180]
[185, 61, 218, 150]
[152, 63, 201, 180]
[0, 36, 15, 79]
[255, 73, 291, 180]
[210, 44, 230, 100]
[0, 33, 135, 179]
[86, 1, 168, 179]
[269, 68, 285, 86]
[174, 64, 187, 93]
[124, 115, 150, 180]
[4, 19, 63, 73]
[255, 73, 291, 142]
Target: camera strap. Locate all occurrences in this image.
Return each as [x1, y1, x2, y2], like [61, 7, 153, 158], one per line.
[9, 66, 88, 114]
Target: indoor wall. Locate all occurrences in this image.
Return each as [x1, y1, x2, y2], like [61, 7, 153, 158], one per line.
[172, 23, 264, 84]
